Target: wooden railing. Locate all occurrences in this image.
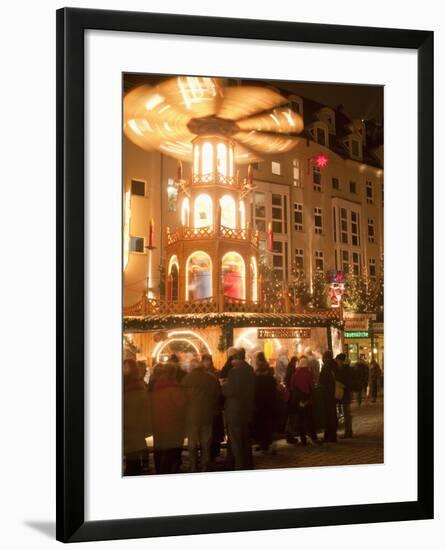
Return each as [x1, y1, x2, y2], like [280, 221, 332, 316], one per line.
[166, 224, 258, 247]
[124, 294, 343, 319]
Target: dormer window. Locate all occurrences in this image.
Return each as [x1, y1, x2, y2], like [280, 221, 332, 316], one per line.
[316, 127, 326, 146]
[351, 139, 359, 157]
[289, 95, 303, 117]
[345, 134, 362, 160]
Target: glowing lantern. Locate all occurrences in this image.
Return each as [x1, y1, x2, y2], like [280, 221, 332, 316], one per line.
[267, 222, 274, 252]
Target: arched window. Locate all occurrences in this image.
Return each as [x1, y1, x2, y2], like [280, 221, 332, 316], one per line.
[239, 200, 246, 229]
[201, 142, 213, 175]
[228, 144, 234, 178]
[221, 252, 245, 300]
[186, 251, 212, 301]
[193, 144, 200, 175]
[217, 142, 227, 177]
[181, 197, 190, 226]
[220, 194, 236, 229]
[194, 194, 213, 228]
[168, 255, 179, 302]
[250, 256, 258, 301]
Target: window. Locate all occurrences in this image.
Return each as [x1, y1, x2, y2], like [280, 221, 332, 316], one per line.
[239, 200, 246, 229]
[316, 127, 326, 146]
[220, 195, 236, 229]
[168, 256, 179, 302]
[292, 159, 302, 188]
[130, 236, 145, 253]
[193, 144, 200, 175]
[366, 180, 373, 204]
[194, 194, 213, 228]
[221, 252, 245, 299]
[167, 178, 178, 212]
[271, 161, 281, 175]
[181, 197, 190, 226]
[131, 179, 145, 196]
[250, 257, 258, 301]
[351, 139, 360, 157]
[352, 252, 360, 275]
[272, 240, 284, 280]
[217, 142, 227, 176]
[313, 166, 322, 192]
[332, 177, 340, 190]
[333, 207, 337, 242]
[315, 250, 324, 272]
[314, 207, 323, 234]
[201, 142, 213, 175]
[186, 251, 212, 300]
[291, 100, 300, 114]
[368, 219, 375, 243]
[295, 248, 304, 270]
[272, 193, 285, 234]
[349, 181, 357, 194]
[351, 211, 360, 246]
[293, 203, 303, 231]
[369, 258, 377, 280]
[342, 250, 349, 273]
[340, 208, 348, 244]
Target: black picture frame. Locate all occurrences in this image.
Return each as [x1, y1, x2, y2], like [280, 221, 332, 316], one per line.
[56, 7, 434, 543]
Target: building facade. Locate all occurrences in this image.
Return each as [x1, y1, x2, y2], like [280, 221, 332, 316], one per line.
[123, 78, 383, 366]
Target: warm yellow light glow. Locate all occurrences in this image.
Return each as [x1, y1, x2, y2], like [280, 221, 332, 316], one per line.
[229, 145, 234, 177]
[181, 197, 190, 226]
[239, 200, 246, 229]
[201, 142, 213, 175]
[217, 142, 227, 177]
[250, 256, 258, 301]
[221, 251, 245, 299]
[220, 195, 236, 229]
[144, 93, 164, 111]
[154, 338, 200, 361]
[234, 327, 257, 348]
[194, 194, 213, 228]
[167, 330, 212, 354]
[168, 255, 179, 273]
[193, 144, 200, 175]
[123, 190, 131, 270]
[186, 251, 212, 301]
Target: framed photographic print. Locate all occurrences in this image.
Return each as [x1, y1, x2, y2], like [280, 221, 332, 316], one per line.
[56, 7, 434, 542]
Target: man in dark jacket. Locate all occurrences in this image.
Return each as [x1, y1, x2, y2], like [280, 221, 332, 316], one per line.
[335, 353, 353, 438]
[222, 348, 255, 470]
[182, 359, 221, 472]
[319, 350, 338, 442]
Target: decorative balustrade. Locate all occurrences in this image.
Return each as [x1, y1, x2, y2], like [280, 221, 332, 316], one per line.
[124, 289, 343, 318]
[191, 172, 239, 187]
[166, 224, 258, 246]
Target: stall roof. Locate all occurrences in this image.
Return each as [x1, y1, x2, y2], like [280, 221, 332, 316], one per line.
[124, 311, 343, 333]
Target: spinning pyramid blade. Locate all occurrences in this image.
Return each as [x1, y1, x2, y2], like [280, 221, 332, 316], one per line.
[124, 83, 194, 161]
[237, 107, 304, 134]
[157, 76, 223, 118]
[233, 131, 300, 154]
[217, 86, 286, 120]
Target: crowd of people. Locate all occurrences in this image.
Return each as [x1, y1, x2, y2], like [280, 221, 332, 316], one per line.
[123, 348, 383, 476]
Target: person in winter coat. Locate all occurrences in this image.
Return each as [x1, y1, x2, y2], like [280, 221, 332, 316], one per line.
[335, 353, 354, 438]
[219, 346, 238, 380]
[222, 348, 255, 470]
[369, 360, 382, 402]
[181, 359, 221, 472]
[354, 358, 370, 407]
[150, 363, 186, 474]
[291, 357, 320, 445]
[319, 350, 338, 442]
[123, 359, 151, 475]
[284, 356, 299, 444]
[253, 359, 277, 452]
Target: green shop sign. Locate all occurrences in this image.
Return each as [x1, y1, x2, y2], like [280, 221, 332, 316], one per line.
[344, 331, 369, 338]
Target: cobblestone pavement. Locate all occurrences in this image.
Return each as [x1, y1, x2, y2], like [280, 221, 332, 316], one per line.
[140, 398, 383, 475]
[252, 398, 383, 471]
